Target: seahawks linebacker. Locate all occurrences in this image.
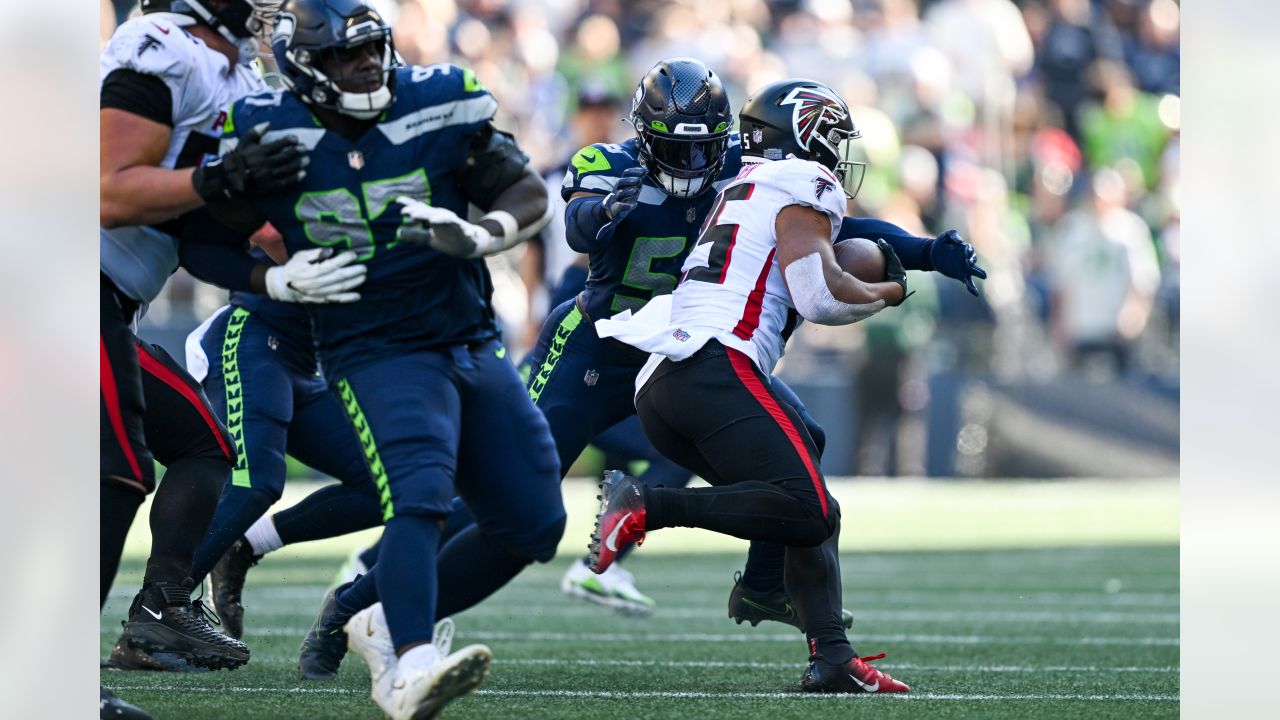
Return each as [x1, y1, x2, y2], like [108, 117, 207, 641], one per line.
[210, 1, 563, 716]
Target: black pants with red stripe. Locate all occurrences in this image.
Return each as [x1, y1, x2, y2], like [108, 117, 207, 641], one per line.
[636, 339, 854, 664]
[100, 274, 237, 604]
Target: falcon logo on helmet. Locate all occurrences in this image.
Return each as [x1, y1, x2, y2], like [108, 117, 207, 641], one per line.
[780, 85, 848, 155]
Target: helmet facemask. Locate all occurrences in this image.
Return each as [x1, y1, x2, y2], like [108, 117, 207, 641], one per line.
[636, 123, 730, 199]
[275, 12, 396, 120]
[827, 127, 867, 199]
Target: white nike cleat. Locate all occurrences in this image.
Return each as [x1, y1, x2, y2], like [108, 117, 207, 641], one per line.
[606, 564, 656, 617]
[384, 629, 492, 719]
[344, 604, 399, 713]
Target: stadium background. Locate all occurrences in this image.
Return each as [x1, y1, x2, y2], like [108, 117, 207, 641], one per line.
[97, 2, 1179, 717]
[102, 0, 1180, 481]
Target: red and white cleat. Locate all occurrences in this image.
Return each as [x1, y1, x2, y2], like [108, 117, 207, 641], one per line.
[801, 652, 912, 694]
[587, 470, 646, 574]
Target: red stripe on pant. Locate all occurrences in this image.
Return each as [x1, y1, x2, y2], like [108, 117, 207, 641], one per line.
[100, 335, 145, 487]
[136, 344, 235, 462]
[726, 347, 828, 518]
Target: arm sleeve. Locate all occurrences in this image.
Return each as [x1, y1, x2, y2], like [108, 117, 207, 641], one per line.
[100, 69, 173, 126]
[564, 195, 614, 254]
[838, 217, 934, 271]
[178, 209, 265, 292]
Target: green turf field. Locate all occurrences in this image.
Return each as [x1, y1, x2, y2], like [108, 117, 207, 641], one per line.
[102, 480, 1179, 719]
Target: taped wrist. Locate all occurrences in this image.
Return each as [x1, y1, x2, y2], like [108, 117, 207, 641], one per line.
[784, 253, 886, 326]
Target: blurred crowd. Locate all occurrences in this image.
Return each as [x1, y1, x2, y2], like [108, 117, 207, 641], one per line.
[103, 0, 1179, 476]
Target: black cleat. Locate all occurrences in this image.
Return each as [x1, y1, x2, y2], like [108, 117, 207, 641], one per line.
[100, 687, 153, 719]
[298, 584, 352, 681]
[107, 580, 250, 672]
[210, 538, 260, 640]
[801, 652, 911, 693]
[727, 572, 854, 632]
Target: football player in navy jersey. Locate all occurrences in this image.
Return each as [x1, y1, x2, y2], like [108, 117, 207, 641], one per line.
[208, 1, 563, 716]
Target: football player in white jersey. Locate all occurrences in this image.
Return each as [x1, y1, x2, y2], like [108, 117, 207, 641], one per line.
[590, 79, 913, 694]
[99, 1, 336, 706]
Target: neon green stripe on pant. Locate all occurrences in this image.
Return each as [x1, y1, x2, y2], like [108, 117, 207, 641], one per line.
[221, 307, 252, 488]
[336, 378, 394, 522]
[527, 305, 583, 405]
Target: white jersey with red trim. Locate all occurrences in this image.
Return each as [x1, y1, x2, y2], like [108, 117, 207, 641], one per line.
[596, 157, 847, 388]
[99, 14, 266, 305]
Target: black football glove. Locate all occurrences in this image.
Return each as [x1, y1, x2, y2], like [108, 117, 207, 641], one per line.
[603, 167, 646, 222]
[192, 122, 309, 202]
[877, 238, 910, 306]
[929, 229, 987, 296]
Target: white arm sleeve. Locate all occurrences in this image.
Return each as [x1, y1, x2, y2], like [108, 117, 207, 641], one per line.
[783, 252, 886, 326]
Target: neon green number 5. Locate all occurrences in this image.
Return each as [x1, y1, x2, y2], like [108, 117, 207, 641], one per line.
[611, 235, 687, 313]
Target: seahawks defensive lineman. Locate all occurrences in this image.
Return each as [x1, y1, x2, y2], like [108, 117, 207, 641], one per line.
[210, 1, 563, 716]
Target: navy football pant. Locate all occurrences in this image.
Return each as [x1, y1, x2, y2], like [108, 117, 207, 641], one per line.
[333, 341, 564, 649]
[188, 306, 376, 584]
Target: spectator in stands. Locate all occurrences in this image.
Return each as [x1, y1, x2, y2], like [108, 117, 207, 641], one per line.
[1048, 168, 1160, 374]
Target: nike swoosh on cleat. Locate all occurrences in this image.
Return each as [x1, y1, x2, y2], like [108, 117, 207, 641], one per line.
[740, 597, 795, 619]
[849, 674, 879, 693]
[141, 606, 163, 620]
[604, 513, 631, 552]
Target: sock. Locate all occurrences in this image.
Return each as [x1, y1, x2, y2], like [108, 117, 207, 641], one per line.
[358, 538, 382, 570]
[436, 525, 530, 618]
[244, 515, 283, 555]
[144, 457, 229, 588]
[645, 481, 826, 545]
[741, 540, 787, 592]
[785, 528, 853, 665]
[101, 480, 145, 607]
[376, 515, 442, 653]
[271, 483, 383, 546]
[188, 483, 277, 584]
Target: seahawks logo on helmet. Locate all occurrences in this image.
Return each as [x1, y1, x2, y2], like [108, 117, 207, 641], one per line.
[779, 85, 848, 154]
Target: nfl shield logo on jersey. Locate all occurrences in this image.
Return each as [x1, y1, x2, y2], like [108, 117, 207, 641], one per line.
[583, 369, 600, 386]
[348, 150, 365, 170]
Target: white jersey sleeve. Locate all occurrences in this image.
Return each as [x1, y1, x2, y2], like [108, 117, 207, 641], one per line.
[99, 15, 268, 305]
[595, 158, 848, 388]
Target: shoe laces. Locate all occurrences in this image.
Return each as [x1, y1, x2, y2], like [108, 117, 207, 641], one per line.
[433, 617, 455, 657]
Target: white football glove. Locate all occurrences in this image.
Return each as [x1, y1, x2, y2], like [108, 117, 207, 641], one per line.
[396, 196, 498, 258]
[264, 248, 367, 304]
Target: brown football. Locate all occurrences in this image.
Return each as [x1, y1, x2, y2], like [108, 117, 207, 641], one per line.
[834, 237, 886, 282]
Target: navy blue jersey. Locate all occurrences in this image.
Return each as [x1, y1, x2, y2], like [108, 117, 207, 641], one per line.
[228, 245, 311, 335]
[561, 136, 742, 320]
[222, 64, 501, 377]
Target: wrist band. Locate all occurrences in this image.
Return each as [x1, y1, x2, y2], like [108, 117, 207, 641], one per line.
[479, 210, 519, 248]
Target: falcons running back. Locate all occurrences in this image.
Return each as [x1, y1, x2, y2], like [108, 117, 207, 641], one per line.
[592, 79, 913, 695]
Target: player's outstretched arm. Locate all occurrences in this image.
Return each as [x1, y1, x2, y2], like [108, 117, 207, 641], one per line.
[777, 204, 907, 325]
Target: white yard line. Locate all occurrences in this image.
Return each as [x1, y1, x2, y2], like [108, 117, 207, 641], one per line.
[103, 686, 1178, 702]
[105, 626, 1179, 646]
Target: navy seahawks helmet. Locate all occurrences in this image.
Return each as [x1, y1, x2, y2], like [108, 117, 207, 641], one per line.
[738, 79, 866, 198]
[271, 0, 396, 119]
[630, 58, 733, 199]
